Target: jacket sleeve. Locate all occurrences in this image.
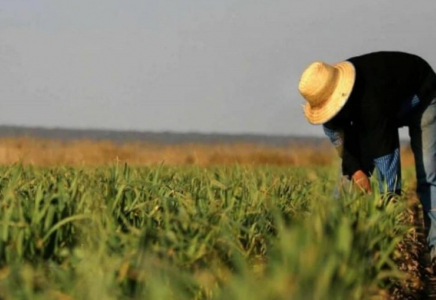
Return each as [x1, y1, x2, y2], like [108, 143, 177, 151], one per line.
[361, 117, 402, 193]
[323, 123, 361, 179]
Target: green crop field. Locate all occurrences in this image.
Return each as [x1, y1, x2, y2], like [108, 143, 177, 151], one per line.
[0, 164, 423, 299]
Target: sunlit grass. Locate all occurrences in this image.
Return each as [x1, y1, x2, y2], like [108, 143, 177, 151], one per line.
[0, 163, 416, 299]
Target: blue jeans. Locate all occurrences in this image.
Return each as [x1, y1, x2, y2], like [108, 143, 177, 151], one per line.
[407, 97, 436, 251]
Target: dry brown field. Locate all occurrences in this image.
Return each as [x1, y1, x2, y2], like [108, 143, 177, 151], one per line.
[0, 137, 416, 168]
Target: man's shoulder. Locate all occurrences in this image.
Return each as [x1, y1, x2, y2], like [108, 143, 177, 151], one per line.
[347, 51, 425, 65]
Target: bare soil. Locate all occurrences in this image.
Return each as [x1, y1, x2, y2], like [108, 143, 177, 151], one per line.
[389, 192, 436, 299]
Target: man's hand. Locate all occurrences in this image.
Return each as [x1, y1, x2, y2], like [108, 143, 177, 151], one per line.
[352, 170, 372, 194]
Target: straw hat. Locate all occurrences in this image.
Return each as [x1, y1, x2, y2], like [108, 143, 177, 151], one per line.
[298, 60, 356, 124]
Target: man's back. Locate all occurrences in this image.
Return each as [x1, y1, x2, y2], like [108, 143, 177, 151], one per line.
[347, 51, 436, 113]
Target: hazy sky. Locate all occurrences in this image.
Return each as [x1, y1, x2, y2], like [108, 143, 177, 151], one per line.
[1, 1, 436, 137]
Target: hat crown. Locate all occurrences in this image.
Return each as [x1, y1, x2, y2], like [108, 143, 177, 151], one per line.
[298, 61, 339, 108]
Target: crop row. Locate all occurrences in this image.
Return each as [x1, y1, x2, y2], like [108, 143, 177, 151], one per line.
[0, 164, 414, 299]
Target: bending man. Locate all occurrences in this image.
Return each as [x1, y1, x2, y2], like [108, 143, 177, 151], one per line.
[298, 51, 436, 264]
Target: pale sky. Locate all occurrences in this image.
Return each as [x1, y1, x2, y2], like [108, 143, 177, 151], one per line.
[1, 1, 436, 137]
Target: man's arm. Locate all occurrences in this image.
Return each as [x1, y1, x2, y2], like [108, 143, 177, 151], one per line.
[363, 118, 402, 195]
[323, 124, 361, 178]
[323, 124, 372, 193]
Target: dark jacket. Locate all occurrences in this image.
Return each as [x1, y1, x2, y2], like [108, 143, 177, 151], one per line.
[324, 51, 436, 178]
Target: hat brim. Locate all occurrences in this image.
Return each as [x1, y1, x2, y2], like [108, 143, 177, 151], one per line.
[303, 61, 356, 125]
